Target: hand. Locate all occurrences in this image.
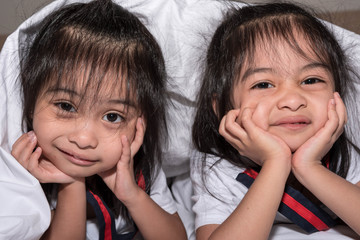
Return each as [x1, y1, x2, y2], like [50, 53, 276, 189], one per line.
[11, 131, 75, 183]
[219, 107, 291, 167]
[98, 118, 145, 205]
[292, 92, 347, 170]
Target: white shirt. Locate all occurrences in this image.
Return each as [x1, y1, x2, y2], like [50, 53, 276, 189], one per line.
[191, 151, 360, 239]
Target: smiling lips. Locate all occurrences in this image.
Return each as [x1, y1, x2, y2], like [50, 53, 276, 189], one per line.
[272, 116, 311, 130]
[59, 148, 97, 166]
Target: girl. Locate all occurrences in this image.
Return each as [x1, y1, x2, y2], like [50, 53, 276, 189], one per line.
[191, 2, 360, 240]
[11, 0, 186, 239]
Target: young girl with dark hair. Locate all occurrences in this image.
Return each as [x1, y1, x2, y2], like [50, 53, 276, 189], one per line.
[192, 2, 360, 239]
[11, 0, 186, 239]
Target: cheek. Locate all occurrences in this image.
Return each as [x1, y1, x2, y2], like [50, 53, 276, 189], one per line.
[32, 114, 50, 147]
[314, 99, 330, 128]
[240, 99, 272, 130]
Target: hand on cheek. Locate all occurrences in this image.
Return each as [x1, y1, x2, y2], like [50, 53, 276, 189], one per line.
[11, 131, 75, 183]
[99, 117, 145, 206]
[292, 92, 347, 170]
[219, 106, 291, 167]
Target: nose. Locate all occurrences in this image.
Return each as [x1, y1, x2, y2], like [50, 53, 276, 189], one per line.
[276, 87, 307, 111]
[68, 120, 99, 149]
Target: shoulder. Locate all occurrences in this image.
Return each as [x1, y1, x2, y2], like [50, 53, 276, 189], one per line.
[190, 151, 248, 229]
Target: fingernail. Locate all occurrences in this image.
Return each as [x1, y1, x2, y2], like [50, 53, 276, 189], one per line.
[27, 131, 36, 142]
[335, 92, 340, 98]
[330, 99, 335, 105]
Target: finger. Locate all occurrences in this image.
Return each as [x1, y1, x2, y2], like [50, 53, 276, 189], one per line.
[219, 111, 246, 153]
[27, 147, 43, 178]
[334, 92, 347, 125]
[320, 99, 340, 142]
[130, 118, 145, 159]
[240, 108, 259, 138]
[11, 132, 38, 168]
[222, 109, 247, 139]
[119, 135, 132, 166]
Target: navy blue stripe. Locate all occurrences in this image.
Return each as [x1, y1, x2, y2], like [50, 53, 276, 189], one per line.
[236, 173, 254, 189]
[284, 185, 336, 229]
[278, 200, 318, 233]
[86, 191, 138, 240]
[235, 172, 336, 233]
[86, 191, 106, 240]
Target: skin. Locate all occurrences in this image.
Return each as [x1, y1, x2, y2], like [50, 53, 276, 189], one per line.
[12, 75, 187, 240]
[196, 36, 360, 240]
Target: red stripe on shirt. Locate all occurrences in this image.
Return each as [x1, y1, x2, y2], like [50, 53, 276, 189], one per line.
[282, 192, 329, 231]
[90, 191, 113, 240]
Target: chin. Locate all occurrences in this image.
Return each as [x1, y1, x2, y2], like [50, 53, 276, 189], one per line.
[287, 142, 303, 153]
[60, 167, 96, 178]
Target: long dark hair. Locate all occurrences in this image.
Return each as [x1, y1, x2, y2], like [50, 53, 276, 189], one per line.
[20, 0, 167, 222]
[193, 2, 360, 178]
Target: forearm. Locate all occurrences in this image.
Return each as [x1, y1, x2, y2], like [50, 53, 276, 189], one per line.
[125, 189, 187, 240]
[41, 180, 86, 240]
[293, 164, 360, 235]
[208, 161, 290, 240]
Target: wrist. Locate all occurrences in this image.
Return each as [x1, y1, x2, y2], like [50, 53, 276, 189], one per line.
[120, 186, 145, 209]
[292, 161, 325, 185]
[59, 178, 86, 192]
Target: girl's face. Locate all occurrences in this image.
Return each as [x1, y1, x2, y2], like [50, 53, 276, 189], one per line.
[32, 74, 141, 178]
[232, 36, 335, 152]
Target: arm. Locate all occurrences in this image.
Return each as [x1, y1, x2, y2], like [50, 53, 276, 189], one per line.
[294, 165, 360, 235]
[99, 118, 187, 240]
[292, 93, 360, 235]
[124, 189, 186, 240]
[197, 160, 290, 240]
[12, 132, 87, 240]
[41, 180, 86, 240]
[197, 108, 292, 240]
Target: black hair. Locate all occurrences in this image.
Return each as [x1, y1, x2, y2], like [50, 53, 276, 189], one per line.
[20, 0, 167, 222]
[193, 2, 360, 178]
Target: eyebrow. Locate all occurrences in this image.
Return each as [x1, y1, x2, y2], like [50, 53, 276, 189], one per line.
[47, 87, 80, 96]
[108, 99, 137, 108]
[240, 67, 273, 83]
[300, 62, 330, 72]
[47, 87, 137, 108]
[240, 62, 330, 83]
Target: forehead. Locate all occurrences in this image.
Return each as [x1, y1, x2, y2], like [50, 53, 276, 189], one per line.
[251, 33, 318, 65]
[44, 66, 137, 104]
[237, 33, 330, 79]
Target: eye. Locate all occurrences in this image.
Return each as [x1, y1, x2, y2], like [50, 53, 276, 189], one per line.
[251, 82, 274, 89]
[56, 102, 76, 112]
[103, 113, 123, 123]
[301, 78, 323, 85]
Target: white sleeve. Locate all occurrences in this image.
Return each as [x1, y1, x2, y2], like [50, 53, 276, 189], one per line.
[190, 153, 247, 230]
[149, 167, 177, 214]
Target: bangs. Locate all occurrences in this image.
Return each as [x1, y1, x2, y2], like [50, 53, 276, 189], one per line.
[42, 26, 138, 106]
[230, 14, 333, 84]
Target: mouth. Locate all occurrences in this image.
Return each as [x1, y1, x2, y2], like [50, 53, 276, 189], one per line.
[58, 148, 98, 166]
[272, 116, 311, 130]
